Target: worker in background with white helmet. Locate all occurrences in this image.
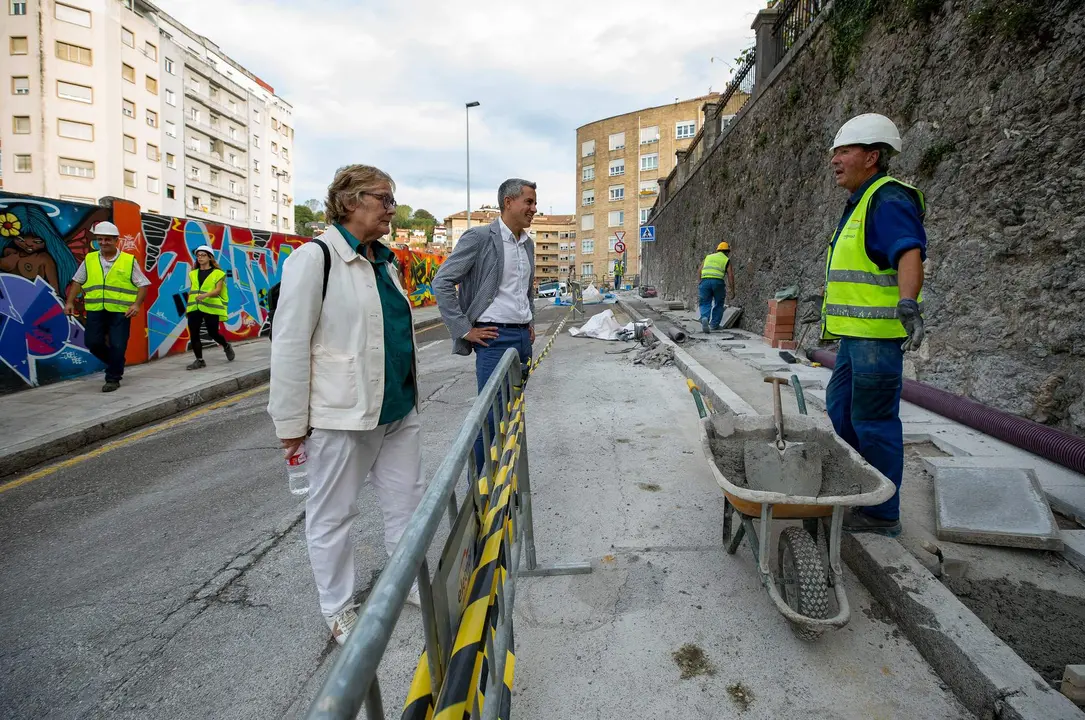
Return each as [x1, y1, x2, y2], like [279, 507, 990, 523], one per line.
[64, 221, 150, 392]
[698, 240, 735, 333]
[821, 113, 927, 537]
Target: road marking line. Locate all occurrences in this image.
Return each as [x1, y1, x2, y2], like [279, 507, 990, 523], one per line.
[419, 340, 442, 352]
[0, 383, 270, 494]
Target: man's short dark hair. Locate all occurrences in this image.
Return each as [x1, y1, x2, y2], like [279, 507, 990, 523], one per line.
[498, 178, 537, 209]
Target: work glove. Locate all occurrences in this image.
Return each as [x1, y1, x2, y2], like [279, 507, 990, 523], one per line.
[897, 298, 924, 352]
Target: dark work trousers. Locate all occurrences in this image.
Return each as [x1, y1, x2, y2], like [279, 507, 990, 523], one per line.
[472, 325, 533, 474]
[187, 310, 229, 360]
[84, 310, 131, 383]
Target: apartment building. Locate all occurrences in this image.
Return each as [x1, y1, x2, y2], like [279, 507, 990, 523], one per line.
[575, 94, 738, 286]
[531, 214, 575, 285]
[444, 206, 500, 248]
[1, 0, 294, 232]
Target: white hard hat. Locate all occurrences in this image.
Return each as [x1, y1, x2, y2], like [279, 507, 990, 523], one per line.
[92, 220, 120, 236]
[194, 244, 214, 255]
[832, 113, 902, 154]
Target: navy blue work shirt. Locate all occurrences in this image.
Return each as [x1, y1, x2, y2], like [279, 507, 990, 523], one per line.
[834, 172, 927, 271]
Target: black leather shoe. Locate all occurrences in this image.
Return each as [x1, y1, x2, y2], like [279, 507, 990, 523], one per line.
[102, 381, 120, 393]
[843, 509, 902, 537]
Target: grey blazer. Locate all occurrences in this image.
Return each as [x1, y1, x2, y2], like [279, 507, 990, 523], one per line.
[432, 218, 535, 356]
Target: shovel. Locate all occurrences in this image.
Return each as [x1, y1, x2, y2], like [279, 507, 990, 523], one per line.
[741, 377, 824, 497]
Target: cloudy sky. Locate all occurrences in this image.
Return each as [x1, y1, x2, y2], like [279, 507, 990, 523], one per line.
[166, 0, 767, 220]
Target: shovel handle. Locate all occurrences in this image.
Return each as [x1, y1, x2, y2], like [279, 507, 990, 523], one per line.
[764, 376, 789, 450]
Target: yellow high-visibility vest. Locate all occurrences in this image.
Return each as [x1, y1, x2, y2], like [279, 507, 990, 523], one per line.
[186, 268, 229, 319]
[822, 175, 925, 339]
[701, 252, 729, 279]
[83, 251, 139, 313]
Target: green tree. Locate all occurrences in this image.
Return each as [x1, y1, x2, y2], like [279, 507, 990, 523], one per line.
[294, 205, 316, 237]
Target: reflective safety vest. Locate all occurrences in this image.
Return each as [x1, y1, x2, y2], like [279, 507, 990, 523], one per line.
[186, 268, 229, 319]
[84, 251, 139, 313]
[822, 176, 925, 340]
[701, 252, 729, 280]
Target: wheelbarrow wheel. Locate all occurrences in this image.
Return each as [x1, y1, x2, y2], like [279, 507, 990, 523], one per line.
[778, 526, 830, 642]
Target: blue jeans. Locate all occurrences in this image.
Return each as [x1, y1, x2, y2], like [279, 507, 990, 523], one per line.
[825, 338, 904, 520]
[84, 310, 131, 383]
[698, 278, 726, 328]
[473, 326, 532, 472]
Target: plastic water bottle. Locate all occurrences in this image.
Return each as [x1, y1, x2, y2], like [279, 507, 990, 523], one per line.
[287, 444, 309, 496]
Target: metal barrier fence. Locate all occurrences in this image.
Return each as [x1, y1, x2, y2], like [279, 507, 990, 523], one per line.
[719, 53, 756, 118]
[773, 0, 826, 59]
[568, 281, 585, 318]
[307, 314, 588, 720]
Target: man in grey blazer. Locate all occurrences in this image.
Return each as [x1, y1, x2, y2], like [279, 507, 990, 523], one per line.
[433, 178, 537, 465]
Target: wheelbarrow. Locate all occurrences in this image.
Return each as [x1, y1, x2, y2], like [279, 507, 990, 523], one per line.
[690, 377, 895, 641]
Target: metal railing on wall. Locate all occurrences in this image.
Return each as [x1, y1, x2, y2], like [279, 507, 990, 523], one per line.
[719, 53, 757, 121]
[774, 0, 826, 60]
[307, 343, 589, 720]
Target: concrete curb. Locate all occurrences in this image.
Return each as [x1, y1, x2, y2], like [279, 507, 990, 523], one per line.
[3, 316, 446, 478]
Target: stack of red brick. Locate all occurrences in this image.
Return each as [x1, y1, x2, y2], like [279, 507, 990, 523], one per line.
[763, 299, 797, 350]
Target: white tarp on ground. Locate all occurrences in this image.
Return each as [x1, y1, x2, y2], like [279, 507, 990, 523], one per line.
[568, 309, 634, 341]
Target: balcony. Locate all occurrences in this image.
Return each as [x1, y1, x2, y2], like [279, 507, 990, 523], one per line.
[184, 83, 247, 126]
[187, 148, 247, 178]
[182, 50, 247, 99]
[186, 118, 248, 151]
[187, 176, 247, 203]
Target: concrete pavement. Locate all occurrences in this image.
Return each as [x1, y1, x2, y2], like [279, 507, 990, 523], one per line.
[0, 302, 972, 719]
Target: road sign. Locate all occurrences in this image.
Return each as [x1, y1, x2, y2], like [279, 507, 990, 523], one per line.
[614, 231, 625, 242]
[614, 241, 626, 254]
[640, 225, 656, 242]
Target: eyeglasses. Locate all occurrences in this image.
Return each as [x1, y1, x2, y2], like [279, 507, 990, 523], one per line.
[362, 192, 397, 210]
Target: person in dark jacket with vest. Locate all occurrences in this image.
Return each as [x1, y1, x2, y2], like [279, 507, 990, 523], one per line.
[185, 244, 235, 369]
[64, 221, 150, 392]
[822, 113, 927, 537]
[698, 241, 735, 333]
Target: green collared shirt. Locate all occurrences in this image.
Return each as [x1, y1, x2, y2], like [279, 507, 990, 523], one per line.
[335, 224, 416, 425]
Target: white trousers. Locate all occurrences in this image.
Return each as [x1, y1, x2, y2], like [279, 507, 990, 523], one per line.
[305, 411, 424, 616]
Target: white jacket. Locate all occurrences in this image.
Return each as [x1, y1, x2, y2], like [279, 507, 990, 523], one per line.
[267, 226, 419, 439]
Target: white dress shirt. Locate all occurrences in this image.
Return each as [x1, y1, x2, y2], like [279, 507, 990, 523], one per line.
[477, 219, 533, 324]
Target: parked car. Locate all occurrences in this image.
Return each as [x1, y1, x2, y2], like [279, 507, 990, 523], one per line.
[639, 286, 658, 298]
[537, 281, 566, 298]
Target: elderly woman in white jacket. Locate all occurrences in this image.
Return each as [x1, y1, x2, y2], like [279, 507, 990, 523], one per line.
[268, 164, 423, 646]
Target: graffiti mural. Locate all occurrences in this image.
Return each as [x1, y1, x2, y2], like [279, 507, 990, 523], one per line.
[392, 248, 443, 308]
[0, 192, 108, 392]
[140, 215, 307, 359]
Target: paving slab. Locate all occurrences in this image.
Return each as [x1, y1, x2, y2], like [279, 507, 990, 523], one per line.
[934, 467, 1062, 550]
[1063, 530, 1085, 573]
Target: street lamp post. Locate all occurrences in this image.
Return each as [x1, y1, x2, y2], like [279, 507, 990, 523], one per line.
[465, 101, 480, 238]
[275, 169, 288, 231]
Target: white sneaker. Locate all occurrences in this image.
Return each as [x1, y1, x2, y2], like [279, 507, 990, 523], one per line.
[325, 604, 359, 646]
[405, 583, 421, 608]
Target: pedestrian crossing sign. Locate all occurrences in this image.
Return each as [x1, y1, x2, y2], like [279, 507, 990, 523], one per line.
[639, 225, 656, 242]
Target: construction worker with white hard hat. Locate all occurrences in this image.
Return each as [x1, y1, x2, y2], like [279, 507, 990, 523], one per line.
[821, 113, 927, 537]
[698, 240, 735, 333]
[64, 220, 151, 392]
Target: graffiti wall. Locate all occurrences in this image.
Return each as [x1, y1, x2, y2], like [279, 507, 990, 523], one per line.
[392, 248, 443, 308]
[0, 192, 110, 393]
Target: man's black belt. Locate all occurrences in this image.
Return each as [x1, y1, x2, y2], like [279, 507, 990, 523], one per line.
[476, 322, 530, 329]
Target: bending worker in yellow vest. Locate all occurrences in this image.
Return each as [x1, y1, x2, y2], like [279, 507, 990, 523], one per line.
[698, 241, 735, 333]
[823, 113, 927, 537]
[185, 244, 235, 370]
[64, 221, 150, 393]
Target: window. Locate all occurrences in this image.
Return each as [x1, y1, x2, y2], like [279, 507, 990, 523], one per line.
[608, 236, 621, 253]
[640, 208, 651, 225]
[188, 107, 200, 123]
[640, 125, 659, 144]
[253, 134, 261, 148]
[191, 195, 202, 209]
[581, 239, 594, 254]
[190, 78, 200, 93]
[58, 119, 93, 141]
[253, 109, 261, 123]
[166, 152, 176, 169]
[13, 116, 30, 134]
[145, 76, 157, 95]
[229, 179, 238, 193]
[146, 109, 157, 127]
[640, 181, 659, 198]
[146, 176, 159, 193]
[122, 63, 135, 83]
[123, 134, 136, 153]
[121, 27, 134, 48]
[271, 213, 278, 226]
[609, 159, 624, 177]
[10, 0, 27, 15]
[582, 165, 594, 182]
[12, 76, 29, 95]
[609, 185, 624, 202]
[580, 263, 593, 277]
[60, 194, 94, 203]
[676, 120, 696, 139]
[15, 154, 31, 172]
[166, 184, 176, 199]
[253, 185, 260, 198]
[59, 157, 94, 178]
[640, 153, 659, 171]
[57, 80, 92, 103]
[229, 206, 238, 220]
[122, 99, 135, 117]
[609, 210, 624, 226]
[228, 153, 237, 166]
[253, 159, 260, 172]
[609, 132, 625, 151]
[165, 88, 176, 106]
[55, 41, 92, 65]
[228, 126, 237, 139]
[189, 166, 200, 180]
[253, 209, 261, 223]
[147, 143, 160, 161]
[581, 189, 594, 206]
[144, 42, 157, 61]
[164, 57, 175, 75]
[271, 141, 278, 155]
[55, 2, 91, 27]
[581, 214, 594, 231]
[581, 139, 595, 157]
[11, 36, 29, 54]
[165, 120, 177, 138]
[271, 189, 278, 203]
[282, 147, 289, 161]
[124, 169, 136, 187]
[210, 170, 219, 184]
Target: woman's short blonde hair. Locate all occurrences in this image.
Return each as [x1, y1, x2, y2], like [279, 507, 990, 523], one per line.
[325, 164, 396, 224]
